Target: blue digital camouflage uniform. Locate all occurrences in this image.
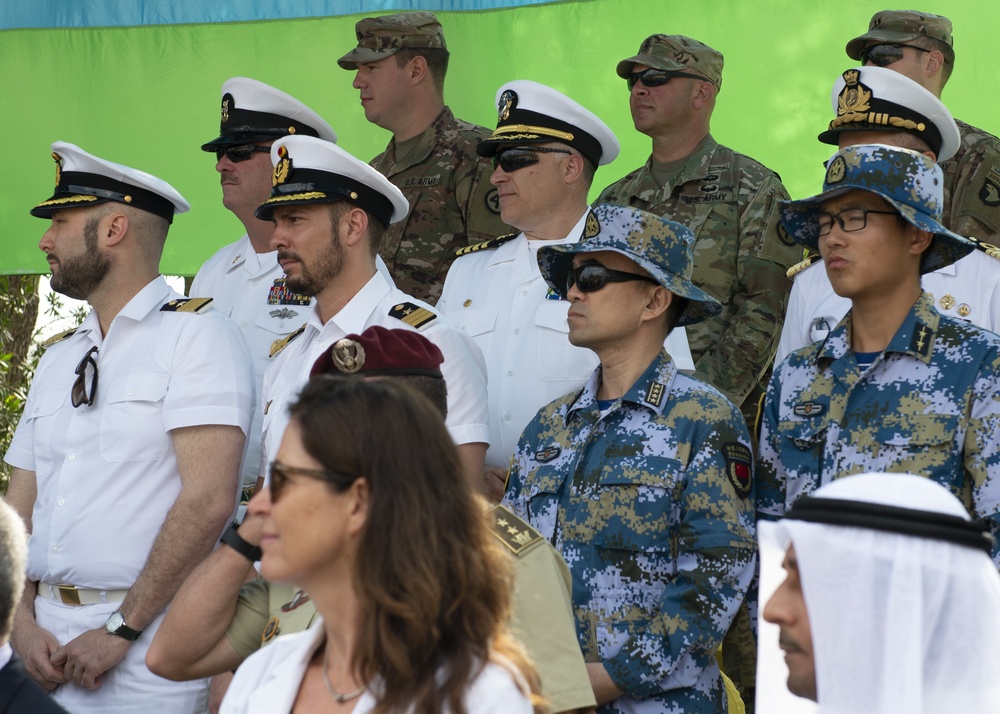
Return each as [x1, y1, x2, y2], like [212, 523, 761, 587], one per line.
[503, 349, 756, 714]
[757, 292, 1000, 565]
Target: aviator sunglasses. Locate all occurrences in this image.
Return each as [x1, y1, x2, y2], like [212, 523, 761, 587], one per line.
[215, 144, 272, 163]
[492, 146, 573, 173]
[566, 264, 659, 296]
[626, 68, 707, 91]
[858, 43, 929, 67]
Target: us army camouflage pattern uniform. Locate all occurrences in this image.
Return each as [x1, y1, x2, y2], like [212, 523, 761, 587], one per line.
[757, 293, 1000, 566]
[944, 121, 1000, 243]
[503, 349, 756, 714]
[371, 106, 510, 304]
[597, 135, 799, 426]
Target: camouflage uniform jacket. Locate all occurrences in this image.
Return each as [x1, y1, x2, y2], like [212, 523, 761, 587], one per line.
[597, 135, 798, 417]
[758, 292, 1000, 566]
[943, 119, 1000, 244]
[371, 106, 510, 304]
[503, 349, 756, 714]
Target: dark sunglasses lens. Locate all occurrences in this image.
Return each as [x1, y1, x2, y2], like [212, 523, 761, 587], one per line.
[862, 44, 903, 66]
[217, 145, 255, 162]
[628, 70, 670, 90]
[567, 266, 607, 294]
[71, 378, 86, 408]
[269, 463, 284, 500]
[495, 150, 540, 173]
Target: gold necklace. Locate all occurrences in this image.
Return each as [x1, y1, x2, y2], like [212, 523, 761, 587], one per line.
[322, 644, 366, 704]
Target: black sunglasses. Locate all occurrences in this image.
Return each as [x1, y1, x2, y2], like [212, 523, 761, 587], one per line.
[858, 43, 929, 67]
[626, 68, 707, 91]
[492, 146, 573, 173]
[268, 460, 356, 503]
[566, 264, 659, 296]
[215, 144, 272, 163]
[71, 346, 99, 408]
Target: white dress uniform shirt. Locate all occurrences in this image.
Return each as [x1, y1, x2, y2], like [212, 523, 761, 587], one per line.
[192, 235, 396, 485]
[776, 250, 1000, 364]
[260, 271, 489, 476]
[4, 276, 254, 713]
[439, 212, 694, 468]
[220, 618, 533, 714]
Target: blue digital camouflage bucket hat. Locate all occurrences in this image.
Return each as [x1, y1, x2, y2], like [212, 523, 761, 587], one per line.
[537, 203, 721, 326]
[779, 144, 975, 274]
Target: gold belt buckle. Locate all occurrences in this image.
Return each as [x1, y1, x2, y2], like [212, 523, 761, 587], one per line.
[57, 584, 82, 606]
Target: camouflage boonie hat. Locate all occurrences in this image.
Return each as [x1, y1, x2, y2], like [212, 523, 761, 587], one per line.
[846, 10, 954, 64]
[337, 11, 446, 69]
[779, 144, 975, 274]
[537, 203, 721, 327]
[616, 34, 723, 89]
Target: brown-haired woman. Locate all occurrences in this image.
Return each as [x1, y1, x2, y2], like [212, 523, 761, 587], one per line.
[220, 376, 541, 714]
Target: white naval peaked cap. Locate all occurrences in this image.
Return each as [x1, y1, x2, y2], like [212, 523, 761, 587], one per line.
[255, 135, 409, 226]
[476, 79, 620, 166]
[819, 66, 960, 162]
[201, 77, 337, 151]
[32, 141, 190, 223]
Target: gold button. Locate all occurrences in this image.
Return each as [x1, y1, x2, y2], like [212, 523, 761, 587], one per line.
[463, 299, 472, 307]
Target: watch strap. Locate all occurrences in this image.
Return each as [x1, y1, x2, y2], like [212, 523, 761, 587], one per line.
[220, 521, 263, 562]
[106, 612, 142, 641]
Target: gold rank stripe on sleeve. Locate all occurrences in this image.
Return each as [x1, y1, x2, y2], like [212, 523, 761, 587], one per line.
[160, 297, 214, 314]
[41, 328, 77, 349]
[488, 505, 544, 555]
[454, 233, 519, 257]
[785, 253, 821, 279]
[270, 324, 307, 358]
[389, 302, 437, 330]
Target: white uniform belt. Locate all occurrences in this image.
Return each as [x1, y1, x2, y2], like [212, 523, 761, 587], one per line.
[37, 582, 129, 607]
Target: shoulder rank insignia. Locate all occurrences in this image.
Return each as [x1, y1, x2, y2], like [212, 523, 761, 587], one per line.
[786, 253, 821, 279]
[455, 233, 519, 257]
[270, 324, 306, 358]
[488, 505, 543, 556]
[160, 297, 213, 314]
[909, 321, 934, 359]
[41, 328, 77, 349]
[389, 302, 436, 331]
[722, 442, 753, 499]
[260, 616, 280, 645]
[970, 236, 1000, 260]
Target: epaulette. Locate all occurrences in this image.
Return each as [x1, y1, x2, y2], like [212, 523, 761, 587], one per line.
[41, 328, 77, 349]
[389, 302, 436, 331]
[971, 237, 1000, 260]
[270, 324, 306, 358]
[160, 297, 214, 314]
[786, 254, 821, 279]
[488, 505, 543, 556]
[455, 233, 519, 257]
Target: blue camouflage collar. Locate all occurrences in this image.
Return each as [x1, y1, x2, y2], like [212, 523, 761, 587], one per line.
[567, 348, 677, 421]
[818, 292, 940, 365]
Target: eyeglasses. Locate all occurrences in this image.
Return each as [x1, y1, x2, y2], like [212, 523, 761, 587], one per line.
[566, 264, 659, 295]
[858, 43, 929, 67]
[492, 146, 573, 173]
[817, 208, 899, 236]
[71, 346, 99, 408]
[626, 68, 707, 91]
[215, 144, 272, 163]
[269, 460, 352, 502]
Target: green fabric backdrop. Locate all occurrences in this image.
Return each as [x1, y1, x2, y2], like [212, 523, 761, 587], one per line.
[1, 0, 996, 274]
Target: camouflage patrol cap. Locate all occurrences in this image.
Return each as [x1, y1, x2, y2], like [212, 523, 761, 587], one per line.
[846, 10, 954, 64]
[337, 11, 446, 70]
[779, 144, 974, 274]
[616, 35, 723, 89]
[537, 203, 721, 327]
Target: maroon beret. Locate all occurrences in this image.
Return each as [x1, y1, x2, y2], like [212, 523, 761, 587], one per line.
[309, 325, 444, 378]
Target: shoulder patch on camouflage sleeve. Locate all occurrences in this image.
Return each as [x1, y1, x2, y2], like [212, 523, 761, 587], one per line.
[488, 505, 544, 556]
[389, 302, 437, 330]
[160, 297, 214, 314]
[41, 328, 77, 349]
[455, 233, 519, 257]
[270, 324, 307, 358]
[979, 167, 1000, 208]
[485, 187, 501, 215]
[722, 442, 752, 499]
[786, 253, 821, 279]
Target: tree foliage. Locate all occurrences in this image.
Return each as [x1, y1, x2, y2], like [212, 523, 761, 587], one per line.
[1, 275, 40, 493]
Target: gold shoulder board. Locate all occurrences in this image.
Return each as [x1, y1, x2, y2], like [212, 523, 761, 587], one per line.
[389, 302, 436, 331]
[270, 324, 307, 358]
[786, 254, 821, 279]
[41, 328, 77, 349]
[455, 233, 519, 257]
[488, 505, 543, 556]
[160, 297, 214, 313]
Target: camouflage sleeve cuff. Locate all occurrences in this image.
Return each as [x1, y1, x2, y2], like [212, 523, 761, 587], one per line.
[602, 642, 673, 699]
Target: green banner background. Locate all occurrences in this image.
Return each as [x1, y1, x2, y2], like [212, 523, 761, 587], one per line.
[2, 0, 996, 275]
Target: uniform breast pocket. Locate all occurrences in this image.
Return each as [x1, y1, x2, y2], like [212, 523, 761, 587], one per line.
[522, 466, 566, 538]
[255, 307, 306, 336]
[876, 414, 959, 474]
[534, 302, 597, 382]
[100, 374, 169, 462]
[381, 191, 449, 274]
[24, 390, 69, 473]
[777, 420, 827, 507]
[447, 309, 496, 356]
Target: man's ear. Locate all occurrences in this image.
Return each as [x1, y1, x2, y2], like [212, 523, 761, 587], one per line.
[340, 207, 371, 250]
[103, 212, 129, 247]
[641, 285, 672, 322]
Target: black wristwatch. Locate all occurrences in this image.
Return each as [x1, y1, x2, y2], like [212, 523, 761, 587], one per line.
[105, 611, 142, 641]
[220, 521, 263, 562]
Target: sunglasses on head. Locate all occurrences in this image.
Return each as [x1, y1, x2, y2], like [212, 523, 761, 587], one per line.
[71, 346, 99, 408]
[565, 263, 659, 296]
[215, 144, 272, 163]
[858, 42, 929, 67]
[626, 68, 707, 91]
[492, 146, 573, 173]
